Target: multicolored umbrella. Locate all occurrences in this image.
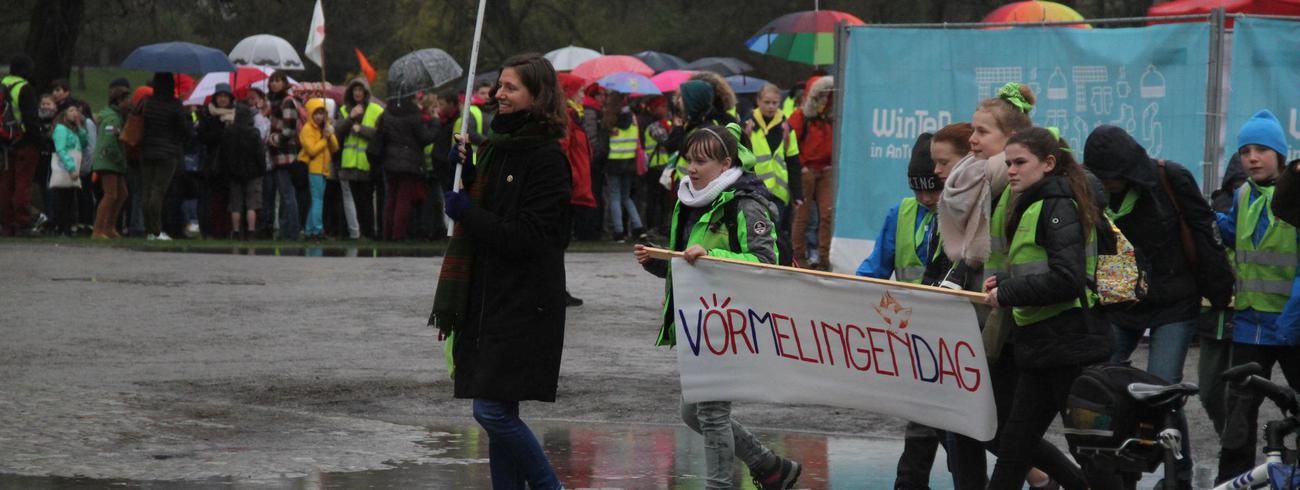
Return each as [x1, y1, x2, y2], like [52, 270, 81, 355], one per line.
[650, 70, 695, 93]
[982, 1, 1091, 28]
[571, 55, 654, 81]
[746, 10, 865, 66]
[597, 72, 662, 96]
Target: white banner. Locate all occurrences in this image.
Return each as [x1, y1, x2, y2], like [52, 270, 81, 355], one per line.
[670, 257, 997, 441]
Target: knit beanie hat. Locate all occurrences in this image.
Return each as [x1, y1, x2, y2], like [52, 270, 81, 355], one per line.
[680, 80, 714, 121]
[1237, 109, 1288, 158]
[907, 132, 939, 191]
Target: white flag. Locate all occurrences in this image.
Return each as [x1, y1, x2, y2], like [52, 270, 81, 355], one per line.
[304, 0, 325, 67]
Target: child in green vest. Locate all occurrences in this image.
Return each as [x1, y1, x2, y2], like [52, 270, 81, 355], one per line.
[633, 125, 800, 490]
[982, 127, 1112, 490]
[1213, 109, 1300, 482]
[855, 132, 940, 283]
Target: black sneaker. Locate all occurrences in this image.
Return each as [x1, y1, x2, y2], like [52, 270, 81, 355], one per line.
[564, 290, 584, 307]
[752, 457, 801, 490]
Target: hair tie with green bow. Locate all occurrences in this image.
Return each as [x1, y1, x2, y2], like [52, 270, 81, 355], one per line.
[997, 82, 1033, 114]
[1045, 126, 1074, 154]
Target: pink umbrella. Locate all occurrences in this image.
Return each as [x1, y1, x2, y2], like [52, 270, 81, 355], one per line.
[650, 70, 695, 93]
[571, 55, 653, 81]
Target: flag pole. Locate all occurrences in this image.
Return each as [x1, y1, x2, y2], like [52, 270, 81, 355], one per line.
[448, 0, 488, 236]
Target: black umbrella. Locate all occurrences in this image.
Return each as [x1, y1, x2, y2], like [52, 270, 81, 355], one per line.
[387, 48, 463, 100]
[633, 50, 687, 73]
[121, 41, 236, 74]
[683, 57, 754, 76]
[474, 70, 499, 84]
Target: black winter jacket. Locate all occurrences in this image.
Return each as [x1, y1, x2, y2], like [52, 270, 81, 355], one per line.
[452, 115, 572, 403]
[1084, 125, 1206, 328]
[995, 175, 1113, 369]
[219, 106, 266, 181]
[139, 73, 191, 162]
[367, 102, 435, 176]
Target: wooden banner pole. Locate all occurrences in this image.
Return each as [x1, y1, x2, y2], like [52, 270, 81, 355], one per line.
[643, 247, 987, 302]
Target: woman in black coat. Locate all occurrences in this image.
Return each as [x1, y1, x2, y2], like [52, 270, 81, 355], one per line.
[139, 72, 191, 240]
[984, 128, 1112, 490]
[430, 54, 570, 490]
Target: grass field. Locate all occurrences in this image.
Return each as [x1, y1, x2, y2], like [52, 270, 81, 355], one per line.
[68, 67, 154, 113]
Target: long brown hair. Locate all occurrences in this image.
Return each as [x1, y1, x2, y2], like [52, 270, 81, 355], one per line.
[1004, 127, 1097, 241]
[493, 53, 566, 136]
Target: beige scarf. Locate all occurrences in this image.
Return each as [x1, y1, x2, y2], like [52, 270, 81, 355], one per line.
[938, 152, 1009, 266]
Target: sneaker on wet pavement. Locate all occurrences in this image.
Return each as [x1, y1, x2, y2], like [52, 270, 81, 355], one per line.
[753, 457, 801, 490]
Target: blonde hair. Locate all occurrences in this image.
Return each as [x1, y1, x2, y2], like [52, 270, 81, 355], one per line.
[758, 83, 782, 100]
[976, 83, 1036, 135]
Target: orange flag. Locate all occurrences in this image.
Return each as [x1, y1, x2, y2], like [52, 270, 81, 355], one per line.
[355, 48, 376, 84]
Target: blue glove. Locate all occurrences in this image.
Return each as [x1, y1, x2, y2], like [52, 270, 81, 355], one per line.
[444, 190, 470, 221]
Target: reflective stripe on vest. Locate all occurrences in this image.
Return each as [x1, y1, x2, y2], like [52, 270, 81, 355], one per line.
[339, 102, 384, 172]
[893, 197, 931, 284]
[1233, 183, 1298, 313]
[609, 123, 639, 160]
[749, 117, 791, 204]
[1007, 199, 1097, 327]
[986, 188, 1014, 279]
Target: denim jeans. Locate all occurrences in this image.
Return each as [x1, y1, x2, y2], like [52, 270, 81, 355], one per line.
[305, 174, 325, 237]
[1110, 320, 1195, 480]
[603, 172, 642, 235]
[273, 167, 300, 240]
[472, 399, 561, 490]
[680, 399, 777, 489]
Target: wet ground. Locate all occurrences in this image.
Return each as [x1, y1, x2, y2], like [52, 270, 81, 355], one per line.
[0, 244, 1273, 488]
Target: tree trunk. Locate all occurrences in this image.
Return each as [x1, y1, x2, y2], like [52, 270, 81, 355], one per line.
[23, 0, 86, 93]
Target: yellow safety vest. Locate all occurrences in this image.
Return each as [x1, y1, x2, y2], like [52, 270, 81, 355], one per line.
[609, 122, 639, 160]
[643, 121, 672, 168]
[339, 102, 384, 172]
[451, 104, 484, 166]
[747, 109, 800, 205]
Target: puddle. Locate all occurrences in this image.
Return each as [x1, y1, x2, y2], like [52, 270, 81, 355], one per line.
[0, 418, 1177, 489]
[127, 246, 445, 258]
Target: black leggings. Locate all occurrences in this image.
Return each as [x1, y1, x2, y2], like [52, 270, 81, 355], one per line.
[987, 365, 1084, 490]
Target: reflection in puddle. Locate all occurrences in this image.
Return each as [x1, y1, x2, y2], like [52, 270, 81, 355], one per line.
[0, 421, 953, 489]
[129, 246, 445, 258]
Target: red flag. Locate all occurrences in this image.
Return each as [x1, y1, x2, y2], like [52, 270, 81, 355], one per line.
[355, 48, 376, 84]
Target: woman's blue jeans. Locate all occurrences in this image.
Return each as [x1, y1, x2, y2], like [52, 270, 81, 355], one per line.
[472, 399, 561, 490]
[604, 173, 642, 235]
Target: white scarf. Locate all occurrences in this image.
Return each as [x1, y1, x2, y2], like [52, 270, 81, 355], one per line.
[677, 168, 742, 208]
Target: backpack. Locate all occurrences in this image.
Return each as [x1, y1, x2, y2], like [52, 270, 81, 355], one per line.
[0, 78, 28, 147]
[1063, 363, 1171, 473]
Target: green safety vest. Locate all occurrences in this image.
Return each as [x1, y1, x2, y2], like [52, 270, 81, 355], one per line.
[782, 97, 796, 118]
[609, 122, 639, 160]
[1233, 182, 1299, 312]
[339, 102, 384, 172]
[1007, 199, 1097, 327]
[986, 188, 1014, 280]
[894, 197, 933, 284]
[656, 190, 777, 346]
[445, 104, 484, 167]
[643, 122, 672, 168]
[748, 111, 799, 205]
[3, 75, 28, 131]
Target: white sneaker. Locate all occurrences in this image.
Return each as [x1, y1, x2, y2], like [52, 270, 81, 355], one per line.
[156, 232, 173, 241]
[146, 233, 158, 241]
[185, 222, 200, 238]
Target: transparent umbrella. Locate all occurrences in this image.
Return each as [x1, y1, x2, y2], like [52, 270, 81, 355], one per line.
[387, 48, 464, 100]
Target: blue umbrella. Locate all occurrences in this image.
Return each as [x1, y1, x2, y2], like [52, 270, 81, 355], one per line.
[122, 42, 236, 74]
[597, 72, 662, 96]
[726, 75, 769, 94]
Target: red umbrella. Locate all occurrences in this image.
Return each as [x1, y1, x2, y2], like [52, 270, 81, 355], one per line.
[571, 55, 654, 81]
[1148, 0, 1300, 27]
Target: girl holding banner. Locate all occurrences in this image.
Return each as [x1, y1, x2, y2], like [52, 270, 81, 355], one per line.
[982, 127, 1114, 490]
[633, 126, 801, 490]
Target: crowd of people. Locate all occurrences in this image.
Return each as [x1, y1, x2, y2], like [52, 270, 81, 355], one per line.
[4, 50, 1300, 490]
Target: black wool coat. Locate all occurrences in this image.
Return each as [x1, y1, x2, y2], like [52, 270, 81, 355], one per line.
[452, 135, 572, 402]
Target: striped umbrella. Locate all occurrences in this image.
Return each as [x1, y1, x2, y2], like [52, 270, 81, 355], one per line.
[982, 1, 1091, 28]
[746, 10, 865, 66]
